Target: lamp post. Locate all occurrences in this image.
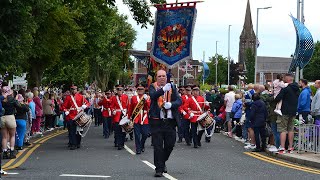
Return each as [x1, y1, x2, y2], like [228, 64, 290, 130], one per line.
[215, 41, 218, 86]
[254, 6, 272, 84]
[227, 25, 231, 86]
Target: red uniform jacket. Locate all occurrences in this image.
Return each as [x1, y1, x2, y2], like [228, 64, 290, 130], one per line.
[98, 96, 112, 118]
[128, 95, 150, 124]
[184, 95, 210, 123]
[61, 93, 90, 121]
[110, 94, 129, 123]
[179, 94, 191, 120]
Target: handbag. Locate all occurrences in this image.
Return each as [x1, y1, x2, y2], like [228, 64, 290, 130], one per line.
[265, 123, 272, 137]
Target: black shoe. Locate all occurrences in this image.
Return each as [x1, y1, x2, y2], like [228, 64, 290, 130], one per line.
[163, 166, 167, 173]
[141, 148, 145, 152]
[2, 151, 9, 159]
[198, 142, 202, 147]
[205, 138, 211, 143]
[16, 146, 23, 151]
[177, 138, 182, 143]
[194, 145, 198, 148]
[130, 136, 134, 141]
[9, 150, 16, 159]
[70, 145, 76, 150]
[76, 145, 80, 149]
[24, 142, 31, 146]
[186, 142, 191, 146]
[125, 138, 128, 142]
[252, 148, 262, 152]
[118, 146, 123, 150]
[136, 151, 141, 154]
[154, 172, 163, 177]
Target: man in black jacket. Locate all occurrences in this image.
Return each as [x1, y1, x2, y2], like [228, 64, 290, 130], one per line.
[275, 73, 300, 154]
[149, 70, 182, 177]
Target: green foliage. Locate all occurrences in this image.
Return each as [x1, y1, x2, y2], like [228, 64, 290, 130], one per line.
[200, 83, 212, 91]
[245, 48, 255, 83]
[304, 41, 320, 81]
[205, 55, 228, 85]
[310, 85, 317, 96]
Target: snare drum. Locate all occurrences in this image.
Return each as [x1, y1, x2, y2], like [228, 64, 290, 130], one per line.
[196, 112, 214, 128]
[73, 112, 91, 128]
[119, 116, 134, 133]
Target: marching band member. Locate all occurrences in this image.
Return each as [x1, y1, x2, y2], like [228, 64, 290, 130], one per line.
[110, 85, 129, 150]
[128, 84, 150, 154]
[177, 86, 185, 143]
[93, 91, 102, 126]
[61, 86, 90, 150]
[181, 85, 192, 145]
[98, 90, 113, 139]
[149, 70, 182, 177]
[185, 85, 210, 148]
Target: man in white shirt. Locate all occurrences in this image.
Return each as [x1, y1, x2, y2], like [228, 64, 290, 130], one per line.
[224, 86, 235, 137]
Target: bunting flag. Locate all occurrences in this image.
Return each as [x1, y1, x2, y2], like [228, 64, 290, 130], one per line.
[151, 2, 198, 68]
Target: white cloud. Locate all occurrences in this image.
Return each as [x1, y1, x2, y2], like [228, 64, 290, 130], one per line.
[116, 0, 320, 62]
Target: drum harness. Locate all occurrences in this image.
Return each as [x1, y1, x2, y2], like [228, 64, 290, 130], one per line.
[71, 95, 92, 137]
[191, 96, 215, 137]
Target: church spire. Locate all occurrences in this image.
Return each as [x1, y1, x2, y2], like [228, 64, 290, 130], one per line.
[238, 0, 256, 65]
[244, 0, 253, 30]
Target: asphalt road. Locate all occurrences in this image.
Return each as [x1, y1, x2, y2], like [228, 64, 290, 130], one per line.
[2, 125, 320, 180]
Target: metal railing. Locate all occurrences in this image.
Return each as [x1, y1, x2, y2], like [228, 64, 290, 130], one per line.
[298, 124, 320, 153]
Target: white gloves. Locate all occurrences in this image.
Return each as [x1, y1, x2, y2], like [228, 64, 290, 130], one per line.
[65, 111, 70, 116]
[182, 111, 187, 115]
[163, 102, 172, 109]
[112, 110, 116, 115]
[162, 83, 171, 92]
[205, 102, 210, 106]
[189, 113, 194, 119]
[122, 109, 127, 116]
[81, 105, 87, 109]
[143, 94, 148, 100]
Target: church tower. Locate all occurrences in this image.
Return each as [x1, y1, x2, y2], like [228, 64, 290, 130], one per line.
[238, 0, 256, 65]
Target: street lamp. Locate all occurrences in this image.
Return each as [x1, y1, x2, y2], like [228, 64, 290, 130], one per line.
[215, 41, 218, 86]
[228, 25, 231, 86]
[254, 6, 272, 84]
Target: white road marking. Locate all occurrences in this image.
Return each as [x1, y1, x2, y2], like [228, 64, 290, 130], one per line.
[5, 172, 19, 175]
[124, 145, 136, 155]
[60, 174, 111, 178]
[142, 160, 178, 180]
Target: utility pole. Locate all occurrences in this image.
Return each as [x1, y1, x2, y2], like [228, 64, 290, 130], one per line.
[215, 41, 218, 86]
[228, 25, 231, 86]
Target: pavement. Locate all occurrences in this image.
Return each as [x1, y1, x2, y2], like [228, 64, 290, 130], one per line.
[2, 125, 320, 180]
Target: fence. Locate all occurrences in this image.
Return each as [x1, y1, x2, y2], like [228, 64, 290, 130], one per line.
[298, 124, 320, 153]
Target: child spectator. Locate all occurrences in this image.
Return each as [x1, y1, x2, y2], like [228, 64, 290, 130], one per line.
[273, 74, 287, 116]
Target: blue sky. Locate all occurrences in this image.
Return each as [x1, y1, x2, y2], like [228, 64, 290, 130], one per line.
[115, 0, 320, 62]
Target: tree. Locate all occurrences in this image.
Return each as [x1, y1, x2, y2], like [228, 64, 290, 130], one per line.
[245, 48, 255, 83]
[205, 55, 228, 85]
[304, 41, 320, 81]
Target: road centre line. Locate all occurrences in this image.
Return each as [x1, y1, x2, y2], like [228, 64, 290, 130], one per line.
[3, 131, 66, 170]
[124, 144, 178, 180]
[142, 160, 178, 180]
[124, 145, 136, 155]
[60, 174, 111, 178]
[244, 152, 320, 175]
